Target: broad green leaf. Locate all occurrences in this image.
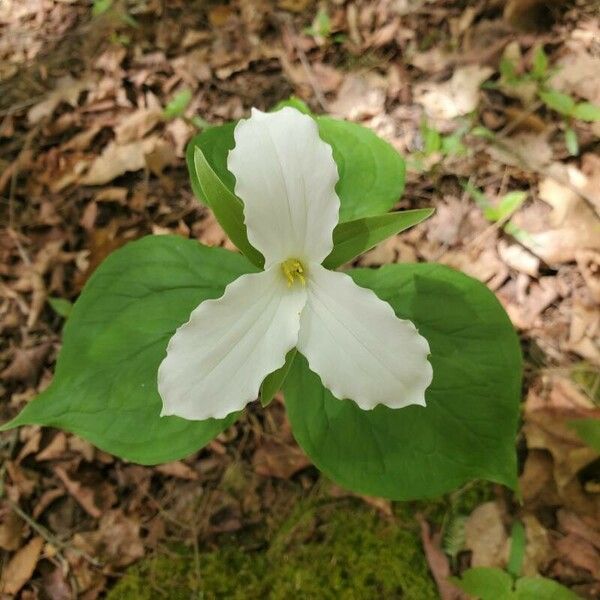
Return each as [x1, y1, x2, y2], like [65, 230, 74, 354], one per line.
[48, 297, 73, 318]
[539, 89, 576, 116]
[572, 102, 600, 122]
[515, 577, 580, 600]
[507, 521, 526, 578]
[260, 350, 297, 408]
[496, 191, 527, 221]
[323, 208, 434, 269]
[564, 127, 579, 156]
[568, 418, 600, 453]
[283, 263, 521, 499]
[193, 146, 264, 268]
[0, 236, 256, 464]
[450, 567, 514, 600]
[186, 114, 405, 224]
[317, 117, 405, 220]
[163, 89, 192, 120]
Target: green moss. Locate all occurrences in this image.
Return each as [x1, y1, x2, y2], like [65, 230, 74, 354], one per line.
[108, 505, 437, 599]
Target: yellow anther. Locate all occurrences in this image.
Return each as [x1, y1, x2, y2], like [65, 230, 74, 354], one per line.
[281, 259, 306, 288]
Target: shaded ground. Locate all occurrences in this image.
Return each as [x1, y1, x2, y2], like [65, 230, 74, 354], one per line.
[1, 0, 599, 598]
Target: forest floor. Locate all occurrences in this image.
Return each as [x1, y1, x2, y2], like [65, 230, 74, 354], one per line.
[1, 0, 599, 598]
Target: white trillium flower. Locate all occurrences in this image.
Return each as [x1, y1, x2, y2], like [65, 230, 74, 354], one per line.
[158, 107, 433, 420]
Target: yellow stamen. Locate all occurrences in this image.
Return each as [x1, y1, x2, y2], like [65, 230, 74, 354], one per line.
[281, 259, 306, 288]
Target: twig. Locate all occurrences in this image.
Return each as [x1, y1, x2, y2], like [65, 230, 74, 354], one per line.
[0, 437, 101, 568]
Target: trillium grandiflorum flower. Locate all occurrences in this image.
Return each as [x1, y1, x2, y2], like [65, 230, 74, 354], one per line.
[158, 107, 433, 420]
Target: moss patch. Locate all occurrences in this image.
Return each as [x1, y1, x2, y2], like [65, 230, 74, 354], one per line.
[108, 504, 438, 599]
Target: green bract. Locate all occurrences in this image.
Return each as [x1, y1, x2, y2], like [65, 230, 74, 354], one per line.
[1, 105, 522, 500]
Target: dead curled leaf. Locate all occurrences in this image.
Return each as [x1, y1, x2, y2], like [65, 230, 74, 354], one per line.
[0, 536, 44, 595]
[1, 343, 51, 383]
[27, 75, 92, 124]
[53, 465, 102, 518]
[0, 509, 24, 551]
[73, 510, 144, 568]
[464, 501, 509, 568]
[252, 439, 311, 479]
[521, 374, 600, 517]
[80, 137, 165, 185]
[414, 65, 493, 120]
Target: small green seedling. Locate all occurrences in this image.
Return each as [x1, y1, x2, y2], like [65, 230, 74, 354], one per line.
[163, 89, 193, 120]
[452, 521, 580, 599]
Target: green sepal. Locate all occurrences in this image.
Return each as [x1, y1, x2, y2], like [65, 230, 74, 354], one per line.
[260, 349, 297, 408]
[193, 146, 264, 268]
[323, 208, 434, 269]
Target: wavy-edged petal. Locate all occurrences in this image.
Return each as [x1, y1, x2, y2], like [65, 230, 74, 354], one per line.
[297, 264, 432, 410]
[227, 107, 340, 268]
[158, 268, 306, 420]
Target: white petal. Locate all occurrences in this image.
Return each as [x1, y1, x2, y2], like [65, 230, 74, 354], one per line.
[297, 265, 432, 410]
[227, 107, 340, 268]
[158, 268, 307, 420]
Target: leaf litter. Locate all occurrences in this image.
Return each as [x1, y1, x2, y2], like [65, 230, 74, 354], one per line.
[1, 0, 600, 597]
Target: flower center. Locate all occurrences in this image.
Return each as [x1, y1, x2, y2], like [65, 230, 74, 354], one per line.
[281, 258, 306, 287]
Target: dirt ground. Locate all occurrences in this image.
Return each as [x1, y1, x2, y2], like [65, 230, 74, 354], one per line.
[1, 0, 600, 598]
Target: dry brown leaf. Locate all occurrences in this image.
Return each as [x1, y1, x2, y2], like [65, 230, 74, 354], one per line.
[415, 65, 493, 120]
[15, 427, 42, 464]
[555, 533, 600, 576]
[521, 514, 554, 576]
[252, 439, 311, 479]
[80, 137, 159, 185]
[486, 132, 554, 172]
[522, 375, 600, 517]
[551, 51, 600, 105]
[33, 488, 66, 520]
[1, 343, 51, 383]
[27, 76, 91, 124]
[329, 74, 386, 120]
[53, 466, 102, 518]
[0, 510, 24, 551]
[114, 108, 162, 144]
[37, 432, 68, 461]
[74, 510, 144, 568]
[514, 172, 600, 265]
[155, 461, 199, 480]
[42, 567, 71, 600]
[0, 536, 44, 595]
[498, 241, 540, 277]
[464, 501, 509, 568]
[564, 301, 600, 366]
